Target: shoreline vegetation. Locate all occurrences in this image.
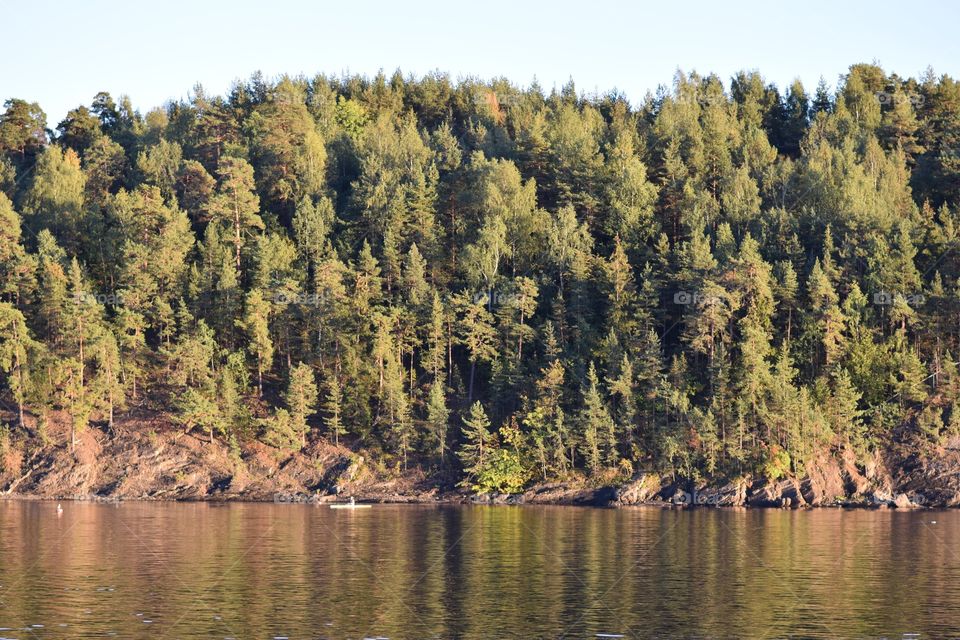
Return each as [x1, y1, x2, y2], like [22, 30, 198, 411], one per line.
[2, 64, 960, 507]
[1, 411, 956, 507]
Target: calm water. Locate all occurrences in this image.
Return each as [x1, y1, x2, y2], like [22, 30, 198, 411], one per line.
[0, 502, 958, 639]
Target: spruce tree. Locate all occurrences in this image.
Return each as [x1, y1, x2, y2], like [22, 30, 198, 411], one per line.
[458, 401, 495, 481]
[285, 362, 318, 448]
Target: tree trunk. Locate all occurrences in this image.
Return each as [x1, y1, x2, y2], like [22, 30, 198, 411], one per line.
[234, 201, 242, 269]
[447, 318, 454, 387]
[518, 307, 525, 362]
[78, 321, 84, 395]
[257, 352, 263, 397]
[468, 360, 476, 404]
[12, 323, 25, 430]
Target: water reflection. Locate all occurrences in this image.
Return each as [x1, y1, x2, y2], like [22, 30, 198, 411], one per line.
[0, 501, 957, 639]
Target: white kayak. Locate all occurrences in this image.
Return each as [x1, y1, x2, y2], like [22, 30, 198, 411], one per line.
[329, 503, 372, 509]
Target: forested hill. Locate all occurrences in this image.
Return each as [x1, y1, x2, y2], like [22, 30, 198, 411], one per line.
[1, 63, 959, 495]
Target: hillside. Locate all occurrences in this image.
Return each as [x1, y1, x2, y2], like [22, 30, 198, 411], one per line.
[0, 64, 960, 498]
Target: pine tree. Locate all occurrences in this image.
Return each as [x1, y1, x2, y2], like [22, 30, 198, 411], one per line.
[61, 259, 107, 450]
[285, 362, 318, 448]
[323, 372, 346, 446]
[204, 157, 264, 270]
[578, 362, 616, 472]
[237, 289, 273, 396]
[89, 325, 123, 430]
[805, 259, 846, 374]
[177, 386, 224, 443]
[137, 139, 183, 203]
[830, 368, 865, 453]
[811, 78, 832, 115]
[607, 353, 637, 455]
[0, 302, 37, 429]
[458, 401, 495, 481]
[218, 351, 251, 440]
[426, 380, 449, 462]
[604, 132, 659, 251]
[774, 260, 799, 343]
[22, 146, 86, 252]
[402, 243, 430, 308]
[248, 78, 328, 216]
[427, 292, 446, 380]
[733, 235, 775, 434]
[112, 185, 194, 340]
[453, 291, 497, 403]
[780, 79, 810, 157]
[894, 332, 928, 405]
[604, 236, 641, 346]
[0, 194, 34, 306]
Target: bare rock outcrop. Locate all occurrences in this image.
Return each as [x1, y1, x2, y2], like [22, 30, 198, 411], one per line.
[616, 473, 661, 505]
[748, 477, 808, 508]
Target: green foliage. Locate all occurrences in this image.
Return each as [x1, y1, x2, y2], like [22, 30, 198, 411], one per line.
[284, 362, 318, 448]
[237, 289, 273, 395]
[323, 372, 346, 446]
[578, 362, 616, 473]
[176, 386, 224, 442]
[458, 401, 495, 482]
[0, 66, 957, 488]
[472, 447, 528, 494]
[761, 446, 792, 482]
[426, 381, 449, 461]
[262, 408, 300, 451]
[205, 157, 263, 270]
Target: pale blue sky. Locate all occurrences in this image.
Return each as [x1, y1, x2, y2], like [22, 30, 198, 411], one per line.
[4, 0, 959, 125]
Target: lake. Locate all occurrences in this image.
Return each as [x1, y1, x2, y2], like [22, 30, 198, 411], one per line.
[0, 501, 958, 639]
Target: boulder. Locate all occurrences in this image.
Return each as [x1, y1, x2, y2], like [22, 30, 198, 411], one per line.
[868, 488, 894, 506]
[616, 473, 661, 505]
[893, 493, 921, 508]
[800, 454, 846, 506]
[748, 478, 807, 508]
[696, 480, 748, 507]
[521, 483, 617, 506]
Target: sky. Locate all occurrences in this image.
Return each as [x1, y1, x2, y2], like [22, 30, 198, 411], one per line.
[4, 0, 960, 125]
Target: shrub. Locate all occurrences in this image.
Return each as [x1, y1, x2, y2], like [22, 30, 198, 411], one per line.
[761, 445, 792, 482]
[473, 448, 528, 495]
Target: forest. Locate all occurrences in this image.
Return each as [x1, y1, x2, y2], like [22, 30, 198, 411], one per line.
[0, 63, 959, 493]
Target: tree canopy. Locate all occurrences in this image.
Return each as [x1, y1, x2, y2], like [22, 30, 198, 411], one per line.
[1, 63, 959, 489]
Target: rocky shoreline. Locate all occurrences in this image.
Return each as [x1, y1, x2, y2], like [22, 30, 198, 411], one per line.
[3, 413, 960, 509]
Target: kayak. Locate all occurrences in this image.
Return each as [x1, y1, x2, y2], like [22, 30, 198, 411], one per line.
[329, 504, 372, 509]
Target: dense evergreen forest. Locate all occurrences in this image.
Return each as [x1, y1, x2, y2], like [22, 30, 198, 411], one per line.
[1, 63, 959, 493]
